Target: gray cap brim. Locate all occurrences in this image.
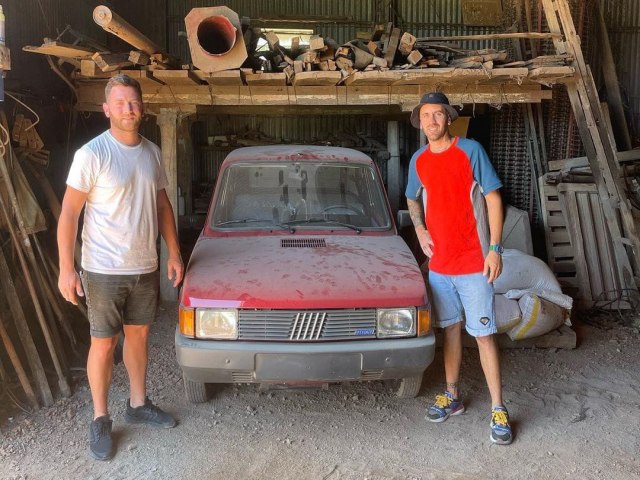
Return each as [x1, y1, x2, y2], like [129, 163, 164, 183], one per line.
[410, 103, 459, 129]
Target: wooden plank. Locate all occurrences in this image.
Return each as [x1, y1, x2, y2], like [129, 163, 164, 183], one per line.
[291, 71, 341, 86]
[92, 52, 132, 72]
[417, 32, 563, 42]
[551, 0, 639, 299]
[245, 72, 287, 86]
[153, 70, 202, 86]
[384, 28, 401, 67]
[292, 86, 338, 105]
[193, 70, 243, 86]
[249, 85, 290, 105]
[124, 69, 166, 87]
[22, 41, 95, 58]
[548, 150, 640, 171]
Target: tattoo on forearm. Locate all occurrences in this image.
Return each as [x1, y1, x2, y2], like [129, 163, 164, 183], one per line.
[407, 200, 425, 229]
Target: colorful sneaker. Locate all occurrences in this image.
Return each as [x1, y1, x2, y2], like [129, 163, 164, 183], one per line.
[426, 391, 465, 423]
[89, 415, 114, 461]
[124, 397, 177, 429]
[490, 406, 513, 445]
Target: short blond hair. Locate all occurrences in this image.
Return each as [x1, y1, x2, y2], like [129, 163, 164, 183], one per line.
[105, 74, 143, 101]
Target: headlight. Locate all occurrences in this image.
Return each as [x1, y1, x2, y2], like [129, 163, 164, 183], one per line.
[376, 308, 416, 338]
[196, 309, 238, 339]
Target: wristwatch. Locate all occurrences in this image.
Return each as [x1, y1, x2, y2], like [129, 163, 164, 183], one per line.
[489, 244, 504, 254]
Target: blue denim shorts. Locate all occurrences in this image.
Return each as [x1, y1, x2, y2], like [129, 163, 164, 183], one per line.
[428, 271, 497, 337]
[80, 270, 159, 338]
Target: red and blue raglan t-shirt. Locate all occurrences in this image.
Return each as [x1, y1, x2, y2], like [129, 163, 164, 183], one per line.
[405, 136, 502, 275]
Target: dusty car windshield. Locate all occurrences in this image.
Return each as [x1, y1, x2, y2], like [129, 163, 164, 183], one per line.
[211, 161, 392, 230]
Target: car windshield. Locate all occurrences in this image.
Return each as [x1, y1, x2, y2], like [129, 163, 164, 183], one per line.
[210, 161, 392, 231]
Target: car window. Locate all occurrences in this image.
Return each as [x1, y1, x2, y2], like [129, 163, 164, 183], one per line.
[211, 161, 391, 230]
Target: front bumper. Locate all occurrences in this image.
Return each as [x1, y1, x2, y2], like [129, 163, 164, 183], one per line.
[176, 328, 436, 383]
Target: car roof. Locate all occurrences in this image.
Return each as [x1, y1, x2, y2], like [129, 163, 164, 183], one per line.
[222, 145, 375, 165]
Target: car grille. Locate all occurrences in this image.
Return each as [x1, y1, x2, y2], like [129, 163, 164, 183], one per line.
[238, 309, 377, 341]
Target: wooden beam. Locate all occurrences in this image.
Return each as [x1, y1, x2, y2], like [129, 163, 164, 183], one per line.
[542, 0, 639, 299]
[417, 32, 563, 42]
[22, 41, 95, 58]
[157, 109, 179, 301]
[596, 3, 632, 150]
[387, 121, 400, 214]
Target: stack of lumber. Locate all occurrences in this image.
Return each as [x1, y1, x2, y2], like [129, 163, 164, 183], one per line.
[0, 106, 88, 411]
[22, 6, 572, 89]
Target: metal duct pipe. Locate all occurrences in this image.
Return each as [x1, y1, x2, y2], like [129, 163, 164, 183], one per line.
[93, 5, 162, 55]
[197, 16, 237, 56]
[185, 7, 247, 73]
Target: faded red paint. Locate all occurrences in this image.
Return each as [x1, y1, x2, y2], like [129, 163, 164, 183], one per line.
[181, 236, 427, 309]
[180, 145, 428, 311]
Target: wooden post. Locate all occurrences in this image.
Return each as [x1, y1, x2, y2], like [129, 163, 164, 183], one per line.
[387, 121, 400, 215]
[177, 117, 194, 215]
[157, 108, 179, 301]
[596, 3, 632, 151]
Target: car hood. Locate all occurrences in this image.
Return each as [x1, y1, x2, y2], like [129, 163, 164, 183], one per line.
[181, 235, 427, 309]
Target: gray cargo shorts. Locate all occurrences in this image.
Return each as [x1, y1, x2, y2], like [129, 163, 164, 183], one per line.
[80, 270, 160, 338]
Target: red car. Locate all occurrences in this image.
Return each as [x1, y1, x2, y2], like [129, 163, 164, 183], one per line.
[176, 145, 434, 402]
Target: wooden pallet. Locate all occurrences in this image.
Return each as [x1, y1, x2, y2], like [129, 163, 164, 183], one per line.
[558, 183, 628, 309]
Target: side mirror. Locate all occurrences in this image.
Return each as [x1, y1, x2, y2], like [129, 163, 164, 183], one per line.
[397, 210, 412, 229]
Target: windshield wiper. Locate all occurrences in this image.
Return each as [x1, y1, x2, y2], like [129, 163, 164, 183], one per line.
[283, 217, 362, 234]
[215, 218, 264, 227]
[215, 218, 295, 233]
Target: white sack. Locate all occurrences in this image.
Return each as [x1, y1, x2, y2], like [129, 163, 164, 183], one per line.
[495, 294, 521, 334]
[494, 249, 573, 309]
[508, 293, 569, 341]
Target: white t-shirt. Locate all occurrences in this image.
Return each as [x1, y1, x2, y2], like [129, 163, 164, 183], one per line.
[66, 130, 168, 274]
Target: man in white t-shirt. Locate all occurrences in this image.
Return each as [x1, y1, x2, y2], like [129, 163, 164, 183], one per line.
[57, 74, 184, 461]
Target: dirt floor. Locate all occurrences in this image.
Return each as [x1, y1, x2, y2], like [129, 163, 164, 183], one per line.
[1, 303, 639, 480]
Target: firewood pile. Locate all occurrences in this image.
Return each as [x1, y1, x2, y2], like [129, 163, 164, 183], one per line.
[22, 6, 570, 88]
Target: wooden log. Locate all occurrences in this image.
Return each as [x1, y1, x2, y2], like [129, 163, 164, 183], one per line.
[264, 31, 280, 50]
[309, 35, 325, 51]
[407, 50, 423, 66]
[91, 52, 132, 72]
[80, 59, 100, 77]
[416, 32, 563, 42]
[129, 50, 151, 66]
[367, 41, 382, 57]
[93, 5, 163, 55]
[398, 32, 416, 56]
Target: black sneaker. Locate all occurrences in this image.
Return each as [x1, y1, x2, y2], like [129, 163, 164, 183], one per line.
[89, 415, 114, 461]
[124, 397, 177, 428]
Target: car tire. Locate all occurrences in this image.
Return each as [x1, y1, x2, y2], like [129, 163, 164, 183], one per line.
[183, 375, 208, 403]
[395, 374, 423, 398]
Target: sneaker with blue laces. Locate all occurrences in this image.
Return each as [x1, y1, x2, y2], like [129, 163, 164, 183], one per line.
[426, 391, 465, 423]
[490, 406, 513, 445]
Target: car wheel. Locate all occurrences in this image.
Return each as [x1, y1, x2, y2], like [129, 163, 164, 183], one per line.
[395, 374, 423, 398]
[183, 375, 208, 403]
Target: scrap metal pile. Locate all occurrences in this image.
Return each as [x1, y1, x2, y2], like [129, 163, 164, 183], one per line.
[23, 5, 570, 87]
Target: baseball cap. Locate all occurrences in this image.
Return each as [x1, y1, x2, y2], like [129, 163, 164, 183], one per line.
[410, 92, 459, 128]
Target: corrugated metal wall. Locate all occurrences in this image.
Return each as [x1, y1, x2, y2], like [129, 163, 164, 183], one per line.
[601, 0, 640, 140]
[4, 0, 106, 96]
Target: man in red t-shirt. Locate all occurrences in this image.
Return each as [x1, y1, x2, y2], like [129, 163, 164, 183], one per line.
[405, 92, 512, 445]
